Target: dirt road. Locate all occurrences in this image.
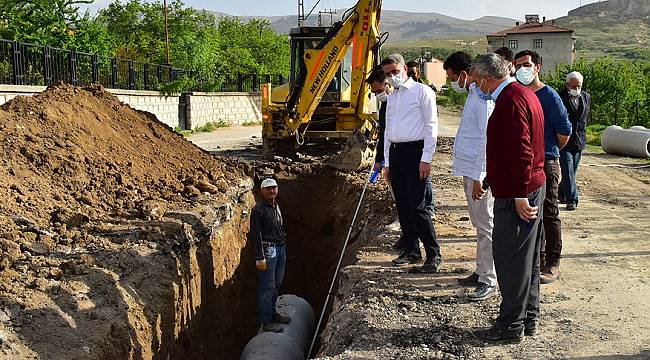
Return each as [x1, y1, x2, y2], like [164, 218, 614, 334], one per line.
[318, 142, 650, 359]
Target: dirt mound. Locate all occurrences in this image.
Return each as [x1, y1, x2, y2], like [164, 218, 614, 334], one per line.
[0, 85, 242, 231]
[0, 85, 256, 359]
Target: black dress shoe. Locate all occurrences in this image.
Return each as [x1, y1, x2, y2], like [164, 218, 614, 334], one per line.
[418, 257, 443, 273]
[457, 272, 480, 286]
[392, 252, 422, 266]
[566, 202, 576, 211]
[467, 282, 497, 301]
[524, 321, 538, 336]
[472, 325, 523, 344]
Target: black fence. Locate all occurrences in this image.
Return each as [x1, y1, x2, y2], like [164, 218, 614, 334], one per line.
[0, 39, 287, 92]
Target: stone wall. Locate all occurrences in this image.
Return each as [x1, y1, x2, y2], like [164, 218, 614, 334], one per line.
[0, 85, 263, 130]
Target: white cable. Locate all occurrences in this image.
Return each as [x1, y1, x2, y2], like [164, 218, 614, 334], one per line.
[583, 163, 650, 169]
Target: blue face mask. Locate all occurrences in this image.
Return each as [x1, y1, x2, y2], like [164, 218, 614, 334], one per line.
[476, 87, 492, 102]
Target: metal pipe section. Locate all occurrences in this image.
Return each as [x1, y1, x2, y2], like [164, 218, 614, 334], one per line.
[601, 125, 650, 159]
[241, 295, 316, 360]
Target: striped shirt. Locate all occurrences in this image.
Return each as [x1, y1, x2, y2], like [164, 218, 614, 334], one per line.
[248, 200, 286, 260]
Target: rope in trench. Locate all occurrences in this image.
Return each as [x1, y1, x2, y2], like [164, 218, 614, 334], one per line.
[307, 165, 379, 358]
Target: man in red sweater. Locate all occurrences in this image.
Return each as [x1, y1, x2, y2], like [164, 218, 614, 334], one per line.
[470, 53, 546, 344]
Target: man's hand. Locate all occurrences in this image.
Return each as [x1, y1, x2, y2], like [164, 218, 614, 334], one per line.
[419, 162, 431, 180]
[256, 259, 267, 271]
[383, 167, 390, 182]
[515, 198, 538, 221]
[472, 180, 486, 201]
[374, 162, 382, 173]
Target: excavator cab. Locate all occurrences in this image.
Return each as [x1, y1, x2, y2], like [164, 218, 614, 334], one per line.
[270, 26, 356, 131]
[289, 27, 352, 104]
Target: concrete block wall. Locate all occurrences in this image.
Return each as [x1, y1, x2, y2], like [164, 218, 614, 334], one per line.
[111, 89, 181, 129]
[0, 85, 47, 106]
[185, 92, 262, 130]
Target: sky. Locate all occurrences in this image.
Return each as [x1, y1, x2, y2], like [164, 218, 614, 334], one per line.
[82, 0, 604, 20]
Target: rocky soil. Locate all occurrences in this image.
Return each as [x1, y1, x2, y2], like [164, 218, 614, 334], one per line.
[314, 140, 650, 360]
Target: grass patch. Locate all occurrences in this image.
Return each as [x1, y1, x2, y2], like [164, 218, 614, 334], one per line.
[173, 120, 230, 137]
[193, 120, 230, 133]
[585, 144, 605, 154]
[586, 124, 608, 146]
[242, 120, 262, 127]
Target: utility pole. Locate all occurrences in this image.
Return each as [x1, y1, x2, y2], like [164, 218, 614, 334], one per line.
[164, 0, 171, 65]
[298, 0, 305, 26]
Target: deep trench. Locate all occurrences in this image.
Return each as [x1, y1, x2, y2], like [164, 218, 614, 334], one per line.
[180, 169, 365, 360]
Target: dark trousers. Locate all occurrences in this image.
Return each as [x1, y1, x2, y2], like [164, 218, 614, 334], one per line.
[389, 142, 441, 260]
[493, 185, 545, 331]
[541, 159, 562, 268]
[425, 177, 435, 215]
[559, 146, 582, 204]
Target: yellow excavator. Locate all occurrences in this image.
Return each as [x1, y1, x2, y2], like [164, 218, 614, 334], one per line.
[261, 0, 384, 170]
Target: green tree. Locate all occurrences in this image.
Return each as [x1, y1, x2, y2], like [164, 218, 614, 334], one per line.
[0, 0, 100, 49]
[545, 59, 649, 128]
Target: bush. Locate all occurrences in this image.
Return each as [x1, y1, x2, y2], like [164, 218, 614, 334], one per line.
[585, 124, 608, 146]
[543, 59, 650, 129]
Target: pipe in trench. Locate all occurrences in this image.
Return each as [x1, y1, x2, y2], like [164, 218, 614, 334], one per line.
[601, 125, 650, 158]
[240, 295, 316, 360]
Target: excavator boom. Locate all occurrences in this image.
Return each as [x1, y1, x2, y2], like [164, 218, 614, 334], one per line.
[262, 0, 382, 170]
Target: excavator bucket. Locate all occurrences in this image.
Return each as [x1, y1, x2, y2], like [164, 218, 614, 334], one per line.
[327, 132, 376, 171]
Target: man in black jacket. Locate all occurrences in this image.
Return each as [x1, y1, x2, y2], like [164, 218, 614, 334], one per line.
[248, 178, 291, 332]
[558, 71, 591, 211]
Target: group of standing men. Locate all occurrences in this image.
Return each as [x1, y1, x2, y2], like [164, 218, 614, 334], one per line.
[366, 48, 590, 343]
[245, 47, 590, 342]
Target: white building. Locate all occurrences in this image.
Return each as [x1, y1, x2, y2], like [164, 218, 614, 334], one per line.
[486, 14, 575, 74]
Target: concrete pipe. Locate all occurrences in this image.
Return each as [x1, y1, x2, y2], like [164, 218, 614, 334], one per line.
[630, 125, 650, 132]
[240, 295, 316, 360]
[601, 125, 650, 158]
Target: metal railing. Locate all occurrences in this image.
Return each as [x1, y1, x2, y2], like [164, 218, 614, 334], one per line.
[0, 39, 287, 92]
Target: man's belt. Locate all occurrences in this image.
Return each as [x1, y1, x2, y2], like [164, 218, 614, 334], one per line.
[262, 241, 285, 246]
[390, 140, 424, 149]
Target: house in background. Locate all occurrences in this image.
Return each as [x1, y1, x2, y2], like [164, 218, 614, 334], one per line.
[486, 14, 575, 74]
[422, 59, 447, 91]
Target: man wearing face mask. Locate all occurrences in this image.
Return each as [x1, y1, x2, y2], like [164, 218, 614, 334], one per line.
[381, 54, 442, 273]
[443, 51, 497, 301]
[558, 71, 590, 212]
[514, 50, 572, 285]
[366, 66, 437, 243]
[470, 53, 546, 344]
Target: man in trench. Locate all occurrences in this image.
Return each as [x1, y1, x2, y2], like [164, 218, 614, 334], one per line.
[248, 178, 291, 332]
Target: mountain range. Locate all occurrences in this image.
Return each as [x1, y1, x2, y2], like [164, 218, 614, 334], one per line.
[211, 0, 650, 60]
[208, 9, 519, 42]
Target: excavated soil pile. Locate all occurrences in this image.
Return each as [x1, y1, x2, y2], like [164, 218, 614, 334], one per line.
[0, 85, 259, 359]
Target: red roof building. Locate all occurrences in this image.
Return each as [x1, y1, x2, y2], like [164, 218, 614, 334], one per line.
[487, 14, 576, 74]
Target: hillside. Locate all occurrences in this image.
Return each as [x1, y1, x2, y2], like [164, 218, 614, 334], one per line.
[555, 0, 650, 60]
[208, 9, 517, 43]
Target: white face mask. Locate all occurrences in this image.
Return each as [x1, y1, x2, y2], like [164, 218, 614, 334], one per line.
[388, 72, 405, 88]
[516, 66, 536, 86]
[569, 88, 581, 97]
[375, 91, 388, 103]
[450, 73, 468, 93]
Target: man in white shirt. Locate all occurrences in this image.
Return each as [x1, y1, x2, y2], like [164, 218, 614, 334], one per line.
[381, 54, 442, 273]
[444, 51, 497, 301]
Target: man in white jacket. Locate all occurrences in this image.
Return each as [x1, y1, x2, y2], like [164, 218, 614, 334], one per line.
[443, 51, 497, 301]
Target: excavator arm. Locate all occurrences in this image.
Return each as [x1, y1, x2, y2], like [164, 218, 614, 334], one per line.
[262, 0, 382, 169]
